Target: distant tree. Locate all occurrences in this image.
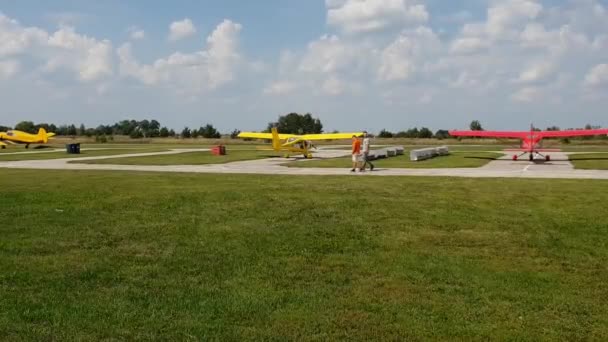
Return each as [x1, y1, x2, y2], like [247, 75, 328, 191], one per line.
[168, 129, 176, 137]
[546, 126, 560, 131]
[266, 113, 323, 134]
[434, 129, 450, 139]
[67, 124, 78, 136]
[406, 127, 420, 138]
[55, 125, 68, 136]
[148, 120, 161, 137]
[181, 127, 192, 138]
[14, 121, 36, 133]
[49, 124, 58, 133]
[130, 129, 144, 139]
[418, 127, 434, 139]
[191, 128, 200, 138]
[78, 124, 86, 136]
[199, 124, 221, 138]
[0, 125, 11, 132]
[84, 128, 95, 137]
[159, 127, 170, 138]
[469, 120, 483, 131]
[378, 129, 394, 138]
[394, 131, 408, 138]
[230, 129, 241, 139]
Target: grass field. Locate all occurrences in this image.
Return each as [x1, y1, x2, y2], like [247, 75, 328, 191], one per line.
[71, 149, 280, 165]
[569, 153, 608, 170]
[286, 152, 504, 169]
[1, 170, 607, 340]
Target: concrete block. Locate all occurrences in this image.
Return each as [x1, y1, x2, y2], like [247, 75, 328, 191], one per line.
[410, 146, 450, 161]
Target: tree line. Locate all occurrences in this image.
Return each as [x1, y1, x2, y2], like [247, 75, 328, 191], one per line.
[1, 120, 223, 139]
[2, 117, 605, 141]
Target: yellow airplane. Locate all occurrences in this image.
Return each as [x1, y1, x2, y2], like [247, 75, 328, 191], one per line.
[0, 128, 56, 149]
[238, 127, 364, 158]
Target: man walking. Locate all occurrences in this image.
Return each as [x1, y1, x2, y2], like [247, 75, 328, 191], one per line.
[361, 131, 374, 171]
[351, 135, 361, 172]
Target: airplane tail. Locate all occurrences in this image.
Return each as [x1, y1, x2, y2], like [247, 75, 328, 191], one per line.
[38, 128, 54, 143]
[271, 127, 281, 151]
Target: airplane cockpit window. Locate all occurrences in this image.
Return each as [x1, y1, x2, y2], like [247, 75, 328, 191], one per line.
[7, 131, 14, 136]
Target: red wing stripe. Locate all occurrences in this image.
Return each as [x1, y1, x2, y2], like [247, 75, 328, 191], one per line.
[538, 129, 608, 138]
[449, 130, 528, 139]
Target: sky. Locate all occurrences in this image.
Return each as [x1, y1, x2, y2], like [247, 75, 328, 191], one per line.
[0, 0, 607, 132]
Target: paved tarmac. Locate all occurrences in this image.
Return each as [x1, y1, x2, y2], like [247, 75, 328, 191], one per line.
[1, 148, 607, 180]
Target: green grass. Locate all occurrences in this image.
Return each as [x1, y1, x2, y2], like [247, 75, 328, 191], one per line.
[287, 152, 504, 169]
[72, 149, 280, 165]
[0, 148, 169, 161]
[569, 153, 608, 170]
[561, 146, 608, 152]
[1, 170, 607, 340]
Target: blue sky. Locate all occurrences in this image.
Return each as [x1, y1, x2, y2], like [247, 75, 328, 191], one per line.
[0, 0, 607, 132]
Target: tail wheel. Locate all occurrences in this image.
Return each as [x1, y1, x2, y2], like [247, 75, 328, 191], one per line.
[546, 155, 551, 162]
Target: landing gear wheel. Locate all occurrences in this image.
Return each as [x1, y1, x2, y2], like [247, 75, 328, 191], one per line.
[1, 145, 5, 149]
[306, 153, 313, 159]
[512, 155, 518, 161]
[25, 144, 30, 149]
[545, 155, 551, 162]
[529, 154, 534, 161]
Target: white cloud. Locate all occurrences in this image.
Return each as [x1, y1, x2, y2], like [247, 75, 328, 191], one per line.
[128, 26, 145, 40]
[119, 19, 242, 92]
[299, 35, 358, 73]
[0, 59, 19, 79]
[516, 63, 555, 84]
[450, 37, 488, 55]
[263, 80, 297, 95]
[584, 64, 608, 87]
[0, 14, 113, 82]
[321, 76, 345, 95]
[168, 18, 196, 41]
[512, 86, 542, 102]
[377, 27, 440, 81]
[46, 26, 113, 82]
[0, 13, 48, 56]
[326, 0, 429, 34]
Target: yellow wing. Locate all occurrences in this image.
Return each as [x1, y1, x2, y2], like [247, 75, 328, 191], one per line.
[299, 132, 364, 140]
[238, 132, 297, 140]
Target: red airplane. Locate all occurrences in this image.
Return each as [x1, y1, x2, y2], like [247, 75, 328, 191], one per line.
[449, 125, 608, 161]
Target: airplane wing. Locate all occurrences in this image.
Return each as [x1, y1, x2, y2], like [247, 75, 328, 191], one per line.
[537, 129, 608, 138]
[237, 132, 297, 140]
[299, 132, 364, 140]
[449, 130, 529, 139]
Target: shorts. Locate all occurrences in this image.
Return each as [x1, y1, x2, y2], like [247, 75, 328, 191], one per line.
[352, 154, 362, 162]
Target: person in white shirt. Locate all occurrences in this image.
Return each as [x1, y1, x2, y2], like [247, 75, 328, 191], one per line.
[361, 131, 374, 171]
